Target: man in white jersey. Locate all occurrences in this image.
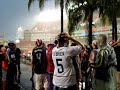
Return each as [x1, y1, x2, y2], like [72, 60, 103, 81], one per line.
[52, 32, 84, 90]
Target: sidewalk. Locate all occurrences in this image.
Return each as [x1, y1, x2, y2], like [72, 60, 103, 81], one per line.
[1, 63, 34, 90]
[0, 77, 21, 90]
[21, 58, 32, 65]
[1, 67, 25, 90]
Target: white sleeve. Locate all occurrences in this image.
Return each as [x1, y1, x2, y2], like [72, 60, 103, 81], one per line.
[46, 49, 48, 54]
[109, 48, 117, 66]
[68, 46, 82, 57]
[7, 48, 10, 54]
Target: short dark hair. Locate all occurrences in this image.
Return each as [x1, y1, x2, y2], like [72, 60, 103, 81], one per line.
[8, 41, 15, 47]
[54, 40, 58, 45]
[0, 44, 3, 49]
[57, 33, 66, 43]
[47, 44, 54, 47]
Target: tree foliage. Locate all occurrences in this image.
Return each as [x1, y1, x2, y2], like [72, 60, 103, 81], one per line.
[28, 0, 45, 11]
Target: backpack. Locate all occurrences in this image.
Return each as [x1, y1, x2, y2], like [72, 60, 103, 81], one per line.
[91, 46, 111, 81]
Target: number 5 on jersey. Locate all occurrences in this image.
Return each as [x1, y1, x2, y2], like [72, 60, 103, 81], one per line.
[56, 59, 64, 73]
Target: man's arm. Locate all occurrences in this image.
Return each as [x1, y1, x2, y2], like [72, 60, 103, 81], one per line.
[68, 36, 84, 48]
[61, 32, 85, 49]
[111, 38, 120, 47]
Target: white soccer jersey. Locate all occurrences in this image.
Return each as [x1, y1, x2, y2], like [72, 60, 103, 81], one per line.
[52, 46, 82, 88]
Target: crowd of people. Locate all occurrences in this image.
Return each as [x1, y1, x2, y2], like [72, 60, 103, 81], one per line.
[0, 32, 120, 90]
[30, 32, 120, 90]
[0, 41, 21, 89]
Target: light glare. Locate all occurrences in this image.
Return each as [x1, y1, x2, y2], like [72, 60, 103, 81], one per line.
[34, 9, 67, 22]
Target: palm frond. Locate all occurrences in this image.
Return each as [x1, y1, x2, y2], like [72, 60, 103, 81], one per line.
[99, 7, 103, 17]
[28, 0, 46, 11]
[83, 6, 89, 22]
[99, 0, 120, 25]
[68, 6, 83, 35]
[38, 0, 45, 10]
[65, 0, 80, 13]
[55, 0, 60, 7]
[28, 0, 35, 11]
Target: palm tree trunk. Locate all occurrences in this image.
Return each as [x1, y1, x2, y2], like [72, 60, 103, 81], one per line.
[112, 11, 117, 41]
[88, 9, 93, 45]
[112, 0, 117, 41]
[60, 0, 64, 33]
[112, 20, 115, 40]
[114, 14, 117, 41]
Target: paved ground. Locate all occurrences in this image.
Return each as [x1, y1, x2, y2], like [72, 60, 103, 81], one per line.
[2, 63, 35, 90]
[19, 63, 34, 90]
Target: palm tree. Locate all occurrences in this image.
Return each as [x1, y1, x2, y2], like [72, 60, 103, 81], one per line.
[66, 0, 100, 45]
[99, 0, 120, 41]
[28, 0, 45, 10]
[28, 0, 101, 45]
[60, 0, 64, 33]
[28, 0, 64, 33]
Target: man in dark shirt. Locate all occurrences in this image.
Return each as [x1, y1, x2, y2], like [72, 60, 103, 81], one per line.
[6, 42, 18, 84]
[15, 47, 21, 74]
[32, 39, 48, 90]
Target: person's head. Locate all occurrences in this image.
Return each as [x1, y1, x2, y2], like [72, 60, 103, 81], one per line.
[42, 43, 46, 48]
[92, 40, 98, 49]
[47, 44, 54, 50]
[57, 33, 69, 47]
[0, 44, 4, 52]
[97, 34, 107, 48]
[35, 39, 42, 47]
[1, 47, 6, 52]
[8, 41, 16, 49]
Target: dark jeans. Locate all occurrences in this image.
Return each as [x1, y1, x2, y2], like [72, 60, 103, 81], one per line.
[16, 60, 21, 74]
[31, 64, 35, 78]
[48, 73, 54, 90]
[0, 68, 2, 78]
[7, 63, 17, 83]
[54, 84, 79, 90]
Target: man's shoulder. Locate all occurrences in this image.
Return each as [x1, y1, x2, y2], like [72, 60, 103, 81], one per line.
[42, 47, 47, 50]
[16, 47, 20, 50]
[7, 48, 13, 52]
[52, 46, 58, 50]
[33, 47, 41, 50]
[7, 48, 10, 51]
[33, 47, 47, 53]
[68, 46, 81, 50]
[16, 48, 21, 52]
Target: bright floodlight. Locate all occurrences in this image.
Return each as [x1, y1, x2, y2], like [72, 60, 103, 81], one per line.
[15, 39, 20, 43]
[34, 9, 67, 22]
[18, 27, 23, 31]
